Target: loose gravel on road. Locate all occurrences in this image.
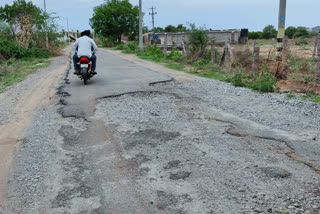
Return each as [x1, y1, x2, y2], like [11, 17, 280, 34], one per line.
[1, 49, 320, 214]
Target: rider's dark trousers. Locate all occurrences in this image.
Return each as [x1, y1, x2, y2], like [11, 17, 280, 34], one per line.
[73, 54, 97, 71]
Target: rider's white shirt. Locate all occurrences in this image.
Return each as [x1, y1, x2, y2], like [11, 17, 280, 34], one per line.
[72, 36, 98, 58]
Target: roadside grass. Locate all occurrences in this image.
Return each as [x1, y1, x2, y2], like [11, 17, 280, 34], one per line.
[286, 93, 296, 99]
[301, 92, 320, 104]
[288, 56, 316, 83]
[165, 63, 185, 71]
[0, 58, 50, 93]
[285, 92, 320, 104]
[110, 45, 278, 93]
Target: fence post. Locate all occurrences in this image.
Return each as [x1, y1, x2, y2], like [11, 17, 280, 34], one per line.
[163, 33, 168, 56]
[181, 39, 186, 55]
[210, 39, 215, 64]
[313, 38, 317, 58]
[227, 42, 234, 62]
[316, 34, 320, 84]
[220, 42, 231, 67]
[252, 46, 260, 77]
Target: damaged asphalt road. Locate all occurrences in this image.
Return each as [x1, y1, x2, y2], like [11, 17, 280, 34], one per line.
[2, 49, 320, 214]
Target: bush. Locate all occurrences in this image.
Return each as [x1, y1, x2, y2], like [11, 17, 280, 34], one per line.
[115, 44, 125, 50]
[248, 67, 278, 93]
[127, 43, 137, 51]
[228, 72, 247, 87]
[295, 38, 308, 46]
[167, 48, 182, 62]
[145, 46, 164, 58]
[288, 56, 316, 74]
[187, 24, 208, 60]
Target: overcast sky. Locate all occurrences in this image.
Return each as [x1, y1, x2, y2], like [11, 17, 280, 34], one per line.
[0, 0, 319, 32]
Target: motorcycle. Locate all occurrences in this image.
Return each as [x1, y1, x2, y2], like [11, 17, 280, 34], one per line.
[77, 56, 95, 85]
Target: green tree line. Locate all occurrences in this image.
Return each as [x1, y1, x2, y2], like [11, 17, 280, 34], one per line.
[249, 25, 315, 40]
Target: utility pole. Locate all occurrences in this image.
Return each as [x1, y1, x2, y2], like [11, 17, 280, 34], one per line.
[139, 0, 143, 52]
[149, 7, 157, 33]
[67, 17, 69, 39]
[277, 0, 286, 49]
[44, 0, 49, 48]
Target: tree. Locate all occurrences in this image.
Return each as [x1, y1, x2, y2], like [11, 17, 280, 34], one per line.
[294, 27, 309, 38]
[0, 0, 47, 49]
[163, 24, 187, 33]
[248, 31, 263, 40]
[90, 0, 139, 43]
[154, 27, 164, 33]
[176, 24, 187, 32]
[164, 25, 177, 32]
[262, 25, 277, 39]
[285, 26, 297, 39]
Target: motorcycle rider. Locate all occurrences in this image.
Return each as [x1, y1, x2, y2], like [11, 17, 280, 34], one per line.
[72, 30, 98, 75]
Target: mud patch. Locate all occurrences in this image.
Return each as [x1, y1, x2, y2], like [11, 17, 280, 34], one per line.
[124, 129, 181, 150]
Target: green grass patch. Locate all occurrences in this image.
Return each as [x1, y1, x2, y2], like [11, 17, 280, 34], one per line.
[286, 94, 296, 99]
[198, 72, 228, 81]
[0, 58, 50, 93]
[300, 92, 320, 104]
[165, 63, 185, 71]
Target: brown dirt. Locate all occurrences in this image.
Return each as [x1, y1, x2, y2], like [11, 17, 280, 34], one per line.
[0, 46, 70, 205]
[277, 80, 320, 95]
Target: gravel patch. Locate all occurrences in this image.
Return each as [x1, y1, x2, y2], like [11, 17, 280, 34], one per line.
[95, 78, 320, 213]
[163, 78, 320, 138]
[1, 106, 63, 214]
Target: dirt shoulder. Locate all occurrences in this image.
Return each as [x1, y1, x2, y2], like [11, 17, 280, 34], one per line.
[0, 46, 71, 205]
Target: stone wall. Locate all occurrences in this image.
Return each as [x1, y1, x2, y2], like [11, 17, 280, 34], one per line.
[146, 29, 247, 48]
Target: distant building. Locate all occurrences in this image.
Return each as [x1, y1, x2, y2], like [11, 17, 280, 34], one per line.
[146, 29, 248, 48]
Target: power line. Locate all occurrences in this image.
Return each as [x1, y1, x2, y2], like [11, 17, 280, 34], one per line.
[149, 6, 157, 33]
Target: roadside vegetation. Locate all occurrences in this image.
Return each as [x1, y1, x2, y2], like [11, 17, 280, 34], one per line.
[108, 36, 319, 103]
[0, 0, 65, 92]
[91, 0, 320, 103]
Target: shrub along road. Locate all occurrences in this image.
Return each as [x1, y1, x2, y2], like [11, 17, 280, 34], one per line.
[1, 49, 320, 213]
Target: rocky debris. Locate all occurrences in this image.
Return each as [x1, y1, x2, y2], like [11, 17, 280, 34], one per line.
[260, 167, 292, 179]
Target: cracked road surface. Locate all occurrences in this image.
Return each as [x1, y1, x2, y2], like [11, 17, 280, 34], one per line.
[1, 49, 320, 214]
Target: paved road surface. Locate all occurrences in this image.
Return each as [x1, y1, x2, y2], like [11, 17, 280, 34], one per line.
[1, 49, 320, 214]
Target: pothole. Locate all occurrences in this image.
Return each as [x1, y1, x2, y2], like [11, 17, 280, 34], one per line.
[149, 78, 175, 86]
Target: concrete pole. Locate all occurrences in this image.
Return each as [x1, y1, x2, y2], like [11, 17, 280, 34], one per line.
[277, 0, 286, 48]
[139, 0, 144, 52]
[67, 17, 69, 39]
[44, 0, 49, 48]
